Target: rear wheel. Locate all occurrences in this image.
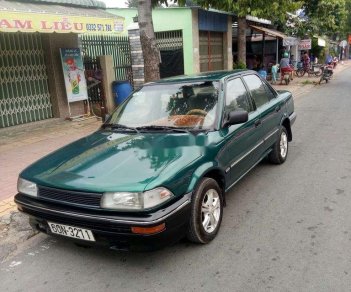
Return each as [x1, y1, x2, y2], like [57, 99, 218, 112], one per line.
[269, 126, 288, 164]
[315, 68, 323, 77]
[284, 75, 290, 85]
[187, 178, 223, 244]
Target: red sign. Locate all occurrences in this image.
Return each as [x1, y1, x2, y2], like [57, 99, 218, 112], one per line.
[298, 39, 312, 50]
[348, 35, 351, 44]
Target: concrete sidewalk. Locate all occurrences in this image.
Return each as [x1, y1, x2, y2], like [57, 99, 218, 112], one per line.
[1, 61, 350, 217]
[272, 60, 351, 97]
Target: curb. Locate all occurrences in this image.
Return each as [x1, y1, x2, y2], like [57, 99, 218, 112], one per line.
[0, 197, 17, 218]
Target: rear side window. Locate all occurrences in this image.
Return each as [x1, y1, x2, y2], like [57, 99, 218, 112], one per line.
[225, 78, 252, 113]
[243, 75, 270, 108]
[263, 81, 277, 100]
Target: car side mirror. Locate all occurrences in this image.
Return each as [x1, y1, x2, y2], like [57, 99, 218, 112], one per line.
[223, 110, 248, 127]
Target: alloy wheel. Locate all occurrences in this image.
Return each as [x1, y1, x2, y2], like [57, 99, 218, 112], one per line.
[280, 131, 288, 158]
[201, 189, 221, 233]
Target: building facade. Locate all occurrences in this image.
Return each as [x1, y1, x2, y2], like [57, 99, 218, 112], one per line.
[0, 0, 125, 128]
[108, 7, 233, 77]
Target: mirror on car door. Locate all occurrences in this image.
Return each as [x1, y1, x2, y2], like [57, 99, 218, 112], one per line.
[223, 110, 248, 127]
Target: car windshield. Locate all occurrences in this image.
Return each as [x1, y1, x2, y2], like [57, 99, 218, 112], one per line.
[106, 81, 219, 130]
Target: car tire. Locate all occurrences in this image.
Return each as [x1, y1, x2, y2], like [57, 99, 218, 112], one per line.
[268, 126, 289, 164]
[186, 177, 223, 244]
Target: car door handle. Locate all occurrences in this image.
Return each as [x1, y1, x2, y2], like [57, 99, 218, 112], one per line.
[254, 119, 261, 127]
[275, 105, 281, 112]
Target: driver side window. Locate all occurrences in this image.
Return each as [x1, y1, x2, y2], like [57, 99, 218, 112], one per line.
[225, 78, 252, 113]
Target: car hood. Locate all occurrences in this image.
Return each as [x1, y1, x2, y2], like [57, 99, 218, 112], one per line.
[21, 130, 205, 193]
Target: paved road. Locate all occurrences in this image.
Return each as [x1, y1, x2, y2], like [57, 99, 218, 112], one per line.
[2, 69, 351, 291]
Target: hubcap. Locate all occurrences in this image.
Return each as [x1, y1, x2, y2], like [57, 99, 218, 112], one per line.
[201, 189, 221, 233]
[280, 131, 288, 158]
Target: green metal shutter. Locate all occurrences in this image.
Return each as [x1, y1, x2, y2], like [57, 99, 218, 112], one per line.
[0, 32, 53, 128]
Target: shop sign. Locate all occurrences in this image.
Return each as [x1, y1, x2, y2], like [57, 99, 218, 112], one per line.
[0, 12, 124, 34]
[60, 48, 88, 103]
[298, 39, 312, 50]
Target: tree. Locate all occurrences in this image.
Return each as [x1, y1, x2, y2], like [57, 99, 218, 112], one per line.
[125, 0, 138, 7]
[137, 0, 160, 82]
[303, 0, 346, 37]
[341, 0, 351, 35]
[195, 0, 301, 66]
[137, 0, 185, 82]
[284, 0, 347, 38]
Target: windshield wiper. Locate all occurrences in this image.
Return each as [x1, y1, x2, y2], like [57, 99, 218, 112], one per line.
[136, 125, 191, 134]
[101, 123, 139, 133]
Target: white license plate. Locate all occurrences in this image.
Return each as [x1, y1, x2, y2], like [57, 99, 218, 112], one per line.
[48, 222, 95, 242]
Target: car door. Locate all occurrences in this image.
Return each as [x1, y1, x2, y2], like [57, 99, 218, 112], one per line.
[260, 81, 286, 147]
[242, 74, 279, 155]
[218, 77, 264, 189]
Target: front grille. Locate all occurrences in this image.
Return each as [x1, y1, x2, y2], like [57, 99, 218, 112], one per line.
[26, 208, 132, 234]
[38, 186, 102, 208]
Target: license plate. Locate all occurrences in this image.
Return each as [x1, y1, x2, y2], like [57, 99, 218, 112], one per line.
[48, 222, 95, 242]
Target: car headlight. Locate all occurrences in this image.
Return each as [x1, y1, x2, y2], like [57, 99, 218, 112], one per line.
[17, 177, 38, 197]
[101, 187, 174, 210]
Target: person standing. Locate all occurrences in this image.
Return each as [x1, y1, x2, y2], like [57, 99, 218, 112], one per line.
[302, 51, 310, 72]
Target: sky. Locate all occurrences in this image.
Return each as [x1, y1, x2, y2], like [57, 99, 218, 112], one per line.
[100, 0, 128, 8]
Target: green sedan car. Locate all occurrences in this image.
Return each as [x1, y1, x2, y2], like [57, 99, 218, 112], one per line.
[15, 70, 296, 250]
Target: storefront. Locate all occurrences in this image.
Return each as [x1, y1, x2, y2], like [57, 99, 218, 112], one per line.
[0, 0, 124, 128]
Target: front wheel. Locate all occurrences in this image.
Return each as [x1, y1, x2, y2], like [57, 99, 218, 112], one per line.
[187, 178, 223, 244]
[319, 75, 324, 84]
[268, 126, 289, 164]
[296, 69, 305, 77]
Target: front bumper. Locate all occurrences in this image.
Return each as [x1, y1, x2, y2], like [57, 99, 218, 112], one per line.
[15, 193, 192, 251]
[289, 112, 297, 126]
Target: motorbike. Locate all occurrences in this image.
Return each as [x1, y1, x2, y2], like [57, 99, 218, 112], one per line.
[332, 57, 338, 68]
[319, 64, 333, 84]
[280, 66, 293, 85]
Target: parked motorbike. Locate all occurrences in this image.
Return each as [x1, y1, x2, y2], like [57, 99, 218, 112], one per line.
[296, 63, 323, 77]
[319, 64, 333, 84]
[332, 57, 338, 69]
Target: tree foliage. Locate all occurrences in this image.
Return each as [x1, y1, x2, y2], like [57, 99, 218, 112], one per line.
[125, 0, 138, 7]
[285, 0, 347, 38]
[195, 0, 301, 22]
[343, 0, 351, 34]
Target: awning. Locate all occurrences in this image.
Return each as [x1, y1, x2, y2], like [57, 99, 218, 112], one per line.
[249, 25, 288, 39]
[0, 0, 125, 34]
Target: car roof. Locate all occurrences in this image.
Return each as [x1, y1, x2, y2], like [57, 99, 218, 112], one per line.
[146, 69, 255, 85]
